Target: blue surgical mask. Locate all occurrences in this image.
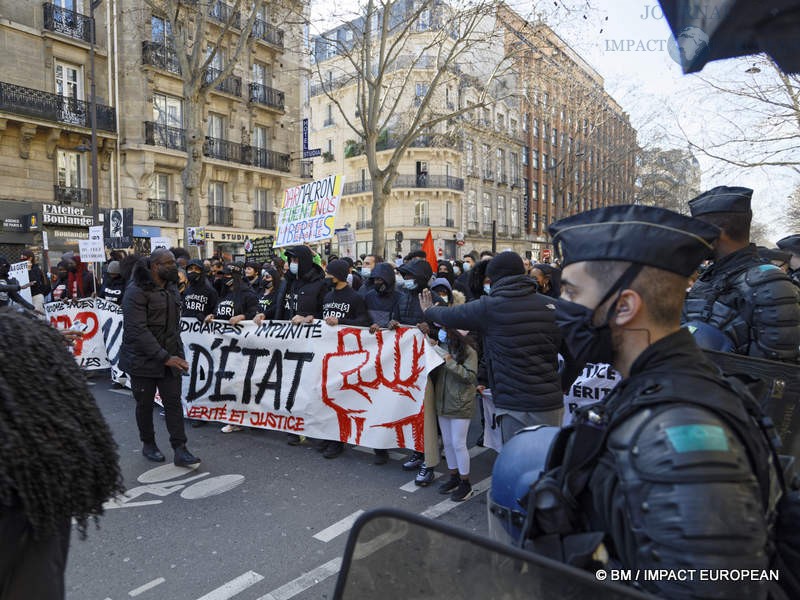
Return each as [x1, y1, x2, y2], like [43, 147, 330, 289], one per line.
[463, 262, 472, 273]
[403, 279, 417, 290]
[483, 284, 491, 295]
[437, 329, 448, 344]
[361, 267, 371, 278]
[453, 267, 461, 275]
[289, 263, 299, 275]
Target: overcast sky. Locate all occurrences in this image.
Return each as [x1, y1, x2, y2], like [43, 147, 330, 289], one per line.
[309, 0, 800, 241]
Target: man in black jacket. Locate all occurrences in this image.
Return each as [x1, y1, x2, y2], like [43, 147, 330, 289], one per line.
[277, 245, 327, 324]
[120, 249, 200, 467]
[421, 251, 563, 439]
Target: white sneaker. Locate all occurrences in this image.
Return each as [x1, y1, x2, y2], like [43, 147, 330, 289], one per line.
[221, 424, 244, 433]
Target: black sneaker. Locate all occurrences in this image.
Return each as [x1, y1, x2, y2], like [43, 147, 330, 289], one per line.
[415, 464, 435, 486]
[450, 479, 473, 502]
[142, 442, 165, 463]
[315, 440, 331, 453]
[174, 445, 201, 468]
[323, 441, 345, 459]
[373, 449, 389, 465]
[402, 451, 424, 471]
[287, 433, 303, 446]
[190, 420, 206, 428]
[438, 473, 460, 495]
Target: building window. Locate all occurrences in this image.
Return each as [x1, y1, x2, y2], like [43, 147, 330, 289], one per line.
[533, 212, 539, 229]
[533, 118, 539, 138]
[542, 184, 548, 206]
[152, 93, 183, 128]
[417, 8, 431, 31]
[208, 181, 225, 206]
[465, 139, 474, 175]
[55, 61, 82, 101]
[497, 195, 506, 230]
[496, 148, 505, 183]
[152, 173, 169, 200]
[552, 127, 558, 147]
[207, 113, 225, 139]
[482, 144, 492, 179]
[255, 188, 272, 212]
[252, 61, 269, 85]
[467, 190, 478, 231]
[151, 15, 172, 45]
[510, 197, 519, 234]
[253, 125, 269, 149]
[445, 200, 454, 227]
[56, 150, 83, 189]
[414, 82, 429, 106]
[482, 192, 491, 229]
[510, 152, 518, 183]
[414, 199, 429, 226]
[522, 146, 528, 166]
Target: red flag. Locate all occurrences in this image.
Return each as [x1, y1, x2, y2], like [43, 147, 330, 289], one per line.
[422, 229, 438, 274]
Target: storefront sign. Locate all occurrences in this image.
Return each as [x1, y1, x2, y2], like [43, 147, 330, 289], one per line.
[42, 203, 94, 227]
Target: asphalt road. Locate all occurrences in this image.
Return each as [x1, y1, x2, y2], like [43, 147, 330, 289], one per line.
[66, 379, 497, 600]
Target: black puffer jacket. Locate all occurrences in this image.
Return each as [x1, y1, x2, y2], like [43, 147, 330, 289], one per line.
[423, 274, 562, 412]
[120, 258, 184, 378]
[276, 245, 328, 320]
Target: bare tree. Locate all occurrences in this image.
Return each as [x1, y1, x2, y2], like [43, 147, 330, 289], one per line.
[635, 147, 701, 214]
[309, 0, 516, 257]
[676, 57, 800, 175]
[141, 0, 267, 238]
[787, 185, 800, 232]
[750, 220, 771, 247]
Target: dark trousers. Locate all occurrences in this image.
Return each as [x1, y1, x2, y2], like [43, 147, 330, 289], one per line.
[0, 508, 70, 600]
[131, 371, 187, 449]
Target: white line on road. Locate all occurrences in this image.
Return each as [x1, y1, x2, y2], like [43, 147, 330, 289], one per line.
[421, 476, 492, 519]
[128, 577, 165, 597]
[312, 510, 365, 543]
[399, 471, 442, 492]
[256, 557, 342, 600]
[110, 388, 132, 395]
[196, 571, 264, 600]
[468, 445, 489, 459]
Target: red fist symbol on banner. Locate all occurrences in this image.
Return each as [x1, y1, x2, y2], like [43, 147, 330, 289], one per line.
[321, 327, 427, 450]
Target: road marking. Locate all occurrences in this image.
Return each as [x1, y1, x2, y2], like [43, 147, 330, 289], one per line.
[256, 557, 342, 600]
[350, 445, 406, 461]
[469, 445, 489, 458]
[313, 509, 365, 543]
[128, 577, 165, 596]
[399, 471, 442, 492]
[110, 388, 132, 395]
[420, 476, 492, 519]
[196, 571, 264, 600]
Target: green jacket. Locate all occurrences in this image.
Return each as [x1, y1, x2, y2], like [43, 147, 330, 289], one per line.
[431, 342, 478, 419]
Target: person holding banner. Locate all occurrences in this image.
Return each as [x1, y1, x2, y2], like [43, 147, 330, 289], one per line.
[182, 260, 218, 321]
[20, 249, 51, 311]
[253, 266, 284, 322]
[120, 249, 201, 468]
[0, 257, 36, 311]
[206, 263, 259, 327]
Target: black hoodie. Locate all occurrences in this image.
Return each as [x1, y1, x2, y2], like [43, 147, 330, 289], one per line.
[363, 262, 401, 327]
[276, 245, 327, 320]
[396, 260, 432, 325]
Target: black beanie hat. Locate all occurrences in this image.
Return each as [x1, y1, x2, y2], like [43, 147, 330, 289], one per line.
[326, 259, 350, 283]
[486, 251, 525, 282]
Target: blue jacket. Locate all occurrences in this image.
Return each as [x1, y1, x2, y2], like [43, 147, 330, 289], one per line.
[424, 274, 562, 412]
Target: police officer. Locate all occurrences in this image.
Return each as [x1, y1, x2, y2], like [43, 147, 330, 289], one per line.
[506, 205, 781, 599]
[683, 186, 800, 362]
[776, 234, 800, 289]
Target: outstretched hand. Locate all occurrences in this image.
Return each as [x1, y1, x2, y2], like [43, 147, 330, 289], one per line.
[419, 288, 433, 312]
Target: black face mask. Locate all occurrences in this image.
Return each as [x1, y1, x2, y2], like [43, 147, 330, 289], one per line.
[187, 271, 202, 283]
[158, 265, 179, 283]
[224, 276, 234, 287]
[375, 281, 388, 294]
[263, 279, 273, 289]
[555, 264, 642, 368]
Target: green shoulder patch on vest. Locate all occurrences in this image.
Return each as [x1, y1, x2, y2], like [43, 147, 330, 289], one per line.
[665, 424, 730, 453]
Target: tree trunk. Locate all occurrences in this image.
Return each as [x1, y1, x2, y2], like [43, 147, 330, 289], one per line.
[371, 176, 386, 258]
[182, 91, 204, 256]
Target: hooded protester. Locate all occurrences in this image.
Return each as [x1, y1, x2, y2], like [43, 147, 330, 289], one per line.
[20, 249, 50, 310]
[98, 261, 127, 305]
[357, 254, 382, 298]
[276, 245, 327, 323]
[393, 259, 433, 328]
[0, 256, 36, 311]
[436, 261, 456, 286]
[66, 255, 96, 299]
[0, 308, 124, 599]
[182, 260, 218, 321]
[364, 262, 401, 331]
[206, 262, 259, 325]
[421, 251, 563, 439]
[51, 260, 71, 301]
[454, 251, 478, 300]
[253, 266, 285, 323]
[322, 259, 370, 327]
[531, 263, 562, 298]
[120, 249, 201, 468]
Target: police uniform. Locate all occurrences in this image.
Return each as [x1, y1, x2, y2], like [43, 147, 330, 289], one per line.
[516, 206, 782, 599]
[683, 187, 800, 363]
[776, 234, 800, 290]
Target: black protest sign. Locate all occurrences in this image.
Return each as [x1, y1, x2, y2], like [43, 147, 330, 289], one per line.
[245, 236, 274, 263]
[103, 208, 134, 249]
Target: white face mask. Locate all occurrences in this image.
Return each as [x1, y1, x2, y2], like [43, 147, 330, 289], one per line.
[403, 279, 418, 290]
[361, 267, 371, 278]
[463, 262, 472, 273]
[289, 263, 299, 275]
[453, 267, 461, 275]
[483, 284, 491, 295]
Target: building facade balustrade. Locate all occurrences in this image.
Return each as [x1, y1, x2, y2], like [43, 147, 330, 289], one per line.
[252, 19, 284, 49]
[253, 210, 276, 229]
[356, 219, 372, 229]
[43, 3, 93, 43]
[147, 198, 179, 222]
[141, 42, 181, 75]
[342, 174, 463, 196]
[145, 121, 186, 151]
[204, 67, 242, 97]
[208, 204, 233, 226]
[54, 185, 92, 208]
[249, 83, 284, 111]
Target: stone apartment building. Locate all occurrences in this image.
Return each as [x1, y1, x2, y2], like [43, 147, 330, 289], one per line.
[0, 0, 116, 261]
[0, 0, 307, 263]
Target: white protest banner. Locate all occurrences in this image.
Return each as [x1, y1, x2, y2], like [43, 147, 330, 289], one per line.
[150, 236, 173, 251]
[44, 299, 116, 369]
[274, 174, 344, 248]
[79, 227, 106, 263]
[9, 261, 32, 305]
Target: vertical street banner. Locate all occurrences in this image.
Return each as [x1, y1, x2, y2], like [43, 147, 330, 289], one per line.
[42, 300, 442, 450]
[274, 174, 345, 248]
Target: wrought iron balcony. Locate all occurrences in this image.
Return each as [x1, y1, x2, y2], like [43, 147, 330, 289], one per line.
[249, 83, 284, 111]
[343, 180, 373, 195]
[145, 122, 186, 151]
[323, 118, 335, 127]
[498, 224, 509, 236]
[204, 136, 242, 162]
[209, 2, 241, 28]
[467, 223, 479, 234]
[204, 67, 241, 96]
[413, 216, 430, 226]
[147, 198, 179, 222]
[244, 146, 291, 172]
[207, 205, 233, 226]
[142, 42, 181, 75]
[356, 220, 372, 229]
[394, 174, 464, 191]
[54, 185, 91, 208]
[252, 19, 284, 49]
[445, 218, 455, 228]
[43, 3, 93, 43]
[253, 210, 276, 229]
[0, 81, 116, 132]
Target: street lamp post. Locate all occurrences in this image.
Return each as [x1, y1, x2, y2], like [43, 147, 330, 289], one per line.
[89, 0, 102, 223]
